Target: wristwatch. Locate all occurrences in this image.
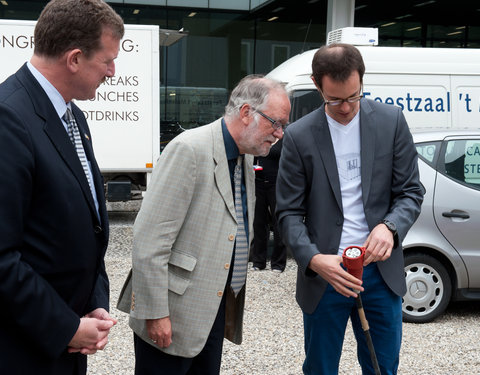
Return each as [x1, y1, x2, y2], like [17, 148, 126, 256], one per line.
[382, 219, 397, 237]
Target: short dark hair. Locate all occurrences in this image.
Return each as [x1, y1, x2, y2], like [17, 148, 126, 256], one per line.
[34, 0, 124, 59]
[311, 43, 365, 89]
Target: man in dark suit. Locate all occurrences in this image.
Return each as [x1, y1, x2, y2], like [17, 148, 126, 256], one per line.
[251, 138, 287, 272]
[276, 43, 424, 374]
[0, 1, 124, 374]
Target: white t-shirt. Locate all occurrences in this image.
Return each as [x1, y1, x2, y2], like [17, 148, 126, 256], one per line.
[326, 112, 369, 255]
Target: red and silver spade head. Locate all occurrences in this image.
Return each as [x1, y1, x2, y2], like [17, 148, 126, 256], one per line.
[342, 245, 365, 281]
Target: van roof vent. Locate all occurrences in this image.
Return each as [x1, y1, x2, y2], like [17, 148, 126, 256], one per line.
[327, 27, 378, 46]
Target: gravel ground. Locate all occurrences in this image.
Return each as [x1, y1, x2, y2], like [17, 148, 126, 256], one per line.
[87, 219, 480, 375]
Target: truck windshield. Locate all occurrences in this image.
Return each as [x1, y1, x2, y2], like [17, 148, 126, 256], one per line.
[289, 89, 323, 123]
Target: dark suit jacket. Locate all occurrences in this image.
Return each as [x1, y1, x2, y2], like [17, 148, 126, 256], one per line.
[254, 138, 282, 184]
[0, 63, 109, 374]
[276, 99, 424, 314]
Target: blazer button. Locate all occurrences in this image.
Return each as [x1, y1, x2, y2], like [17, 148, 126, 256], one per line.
[217, 291, 223, 297]
[228, 234, 235, 241]
[94, 225, 103, 234]
[224, 263, 230, 270]
[131, 292, 135, 310]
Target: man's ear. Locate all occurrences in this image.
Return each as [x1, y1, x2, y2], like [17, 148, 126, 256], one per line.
[65, 49, 82, 73]
[239, 103, 253, 125]
[311, 75, 321, 91]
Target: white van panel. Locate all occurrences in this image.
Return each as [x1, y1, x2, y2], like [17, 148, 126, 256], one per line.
[363, 74, 452, 129]
[267, 47, 480, 130]
[452, 76, 480, 129]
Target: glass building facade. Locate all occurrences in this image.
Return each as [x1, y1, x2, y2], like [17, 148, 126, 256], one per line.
[1, 0, 479, 146]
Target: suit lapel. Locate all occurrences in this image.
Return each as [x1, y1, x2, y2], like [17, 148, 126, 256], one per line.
[71, 104, 107, 226]
[17, 65, 100, 224]
[43, 114, 99, 223]
[359, 100, 375, 205]
[212, 120, 236, 221]
[311, 107, 343, 212]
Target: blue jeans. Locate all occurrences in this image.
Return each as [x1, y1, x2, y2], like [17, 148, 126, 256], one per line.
[303, 263, 402, 375]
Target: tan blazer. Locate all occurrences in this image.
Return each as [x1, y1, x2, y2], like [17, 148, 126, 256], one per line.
[118, 119, 255, 358]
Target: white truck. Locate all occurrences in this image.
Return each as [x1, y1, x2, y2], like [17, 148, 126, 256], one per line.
[0, 19, 161, 201]
[267, 38, 480, 130]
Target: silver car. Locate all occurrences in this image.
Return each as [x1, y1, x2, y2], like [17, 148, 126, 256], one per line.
[402, 130, 480, 323]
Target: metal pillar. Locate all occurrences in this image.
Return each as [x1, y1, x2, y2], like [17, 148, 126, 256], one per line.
[326, 0, 355, 34]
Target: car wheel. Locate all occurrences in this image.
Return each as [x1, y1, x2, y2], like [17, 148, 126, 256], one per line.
[402, 253, 452, 323]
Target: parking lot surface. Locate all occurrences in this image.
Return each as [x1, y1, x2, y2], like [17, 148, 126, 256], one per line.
[87, 217, 480, 375]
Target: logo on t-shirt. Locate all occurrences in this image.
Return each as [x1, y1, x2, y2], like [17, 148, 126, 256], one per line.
[337, 153, 361, 181]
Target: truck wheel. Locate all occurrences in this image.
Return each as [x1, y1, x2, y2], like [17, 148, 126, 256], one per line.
[402, 253, 452, 323]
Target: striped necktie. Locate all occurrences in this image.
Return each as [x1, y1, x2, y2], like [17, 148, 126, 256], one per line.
[63, 107, 95, 198]
[231, 155, 248, 296]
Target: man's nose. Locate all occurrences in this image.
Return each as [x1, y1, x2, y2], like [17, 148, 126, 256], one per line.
[273, 126, 284, 139]
[106, 62, 116, 77]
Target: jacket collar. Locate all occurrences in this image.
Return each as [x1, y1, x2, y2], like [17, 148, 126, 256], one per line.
[16, 63, 103, 225]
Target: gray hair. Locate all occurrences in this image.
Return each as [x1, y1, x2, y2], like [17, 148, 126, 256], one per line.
[224, 74, 286, 118]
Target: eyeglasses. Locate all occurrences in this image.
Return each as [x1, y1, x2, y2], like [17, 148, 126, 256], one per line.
[319, 87, 363, 106]
[253, 108, 288, 131]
